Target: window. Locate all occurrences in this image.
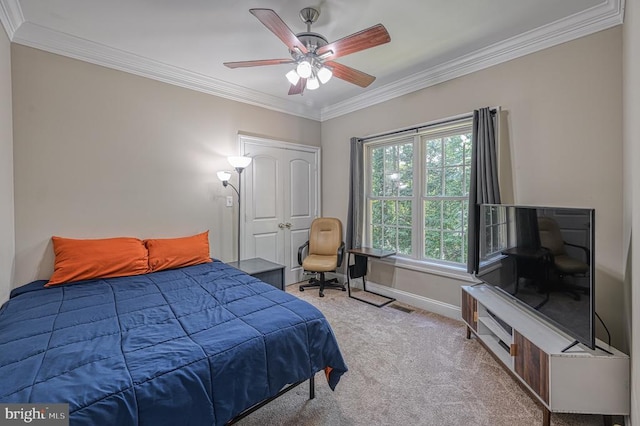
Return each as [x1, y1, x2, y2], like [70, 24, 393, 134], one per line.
[480, 204, 509, 260]
[365, 119, 473, 267]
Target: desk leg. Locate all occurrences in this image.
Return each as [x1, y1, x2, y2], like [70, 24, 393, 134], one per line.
[347, 254, 396, 308]
[346, 252, 352, 298]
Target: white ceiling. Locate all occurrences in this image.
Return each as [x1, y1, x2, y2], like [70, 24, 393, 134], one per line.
[0, 0, 625, 121]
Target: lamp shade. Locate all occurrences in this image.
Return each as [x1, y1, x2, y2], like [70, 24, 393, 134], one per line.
[217, 171, 231, 182]
[228, 156, 252, 169]
[317, 66, 333, 84]
[286, 69, 300, 85]
[306, 77, 320, 91]
[296, 60, 313, 79]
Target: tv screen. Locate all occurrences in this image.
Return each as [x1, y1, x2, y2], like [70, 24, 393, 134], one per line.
[475, 204, 595, 349]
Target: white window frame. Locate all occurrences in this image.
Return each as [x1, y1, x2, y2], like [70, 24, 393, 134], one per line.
[364, 117, 473, 270]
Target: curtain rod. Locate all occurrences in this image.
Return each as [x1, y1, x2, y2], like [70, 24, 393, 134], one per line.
[357, 108, 497, 143]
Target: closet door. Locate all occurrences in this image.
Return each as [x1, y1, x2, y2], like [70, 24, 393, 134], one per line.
[241, 136, 320, 285]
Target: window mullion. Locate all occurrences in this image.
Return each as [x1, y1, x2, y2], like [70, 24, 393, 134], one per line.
[440, 137, 445, 261]
[413, 135, 420, 260]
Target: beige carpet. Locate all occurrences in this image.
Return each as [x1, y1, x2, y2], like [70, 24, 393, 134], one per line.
[237, 285, 620, 426]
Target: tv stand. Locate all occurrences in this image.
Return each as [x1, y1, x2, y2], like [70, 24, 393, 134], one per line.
[561, 340, 580, 353]
[462, 285, 629, 426]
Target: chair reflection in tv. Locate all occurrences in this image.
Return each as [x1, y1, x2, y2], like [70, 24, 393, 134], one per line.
[537, 216, 590, 301]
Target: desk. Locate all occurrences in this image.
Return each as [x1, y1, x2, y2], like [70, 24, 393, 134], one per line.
[501, 247, 550, 308]
[227, 258, 285, 290]
[347, 247, 396, 307]
[501, 247, 550, 260]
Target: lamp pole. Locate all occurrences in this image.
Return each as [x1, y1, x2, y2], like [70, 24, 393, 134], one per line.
[219, 155, 252, 265]
[217, 178, 241, 264]
[235, 166, 243, 265]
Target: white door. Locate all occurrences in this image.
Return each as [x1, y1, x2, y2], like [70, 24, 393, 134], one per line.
[240, 135, 320, 285]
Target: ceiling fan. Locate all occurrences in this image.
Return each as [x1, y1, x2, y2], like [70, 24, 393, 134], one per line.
[223, 7, 391, 95]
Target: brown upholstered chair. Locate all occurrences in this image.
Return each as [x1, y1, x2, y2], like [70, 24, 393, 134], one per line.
[537, 216, 590, 299]
[298, 217, 346, 297]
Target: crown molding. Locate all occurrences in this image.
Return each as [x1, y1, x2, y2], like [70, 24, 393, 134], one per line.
[0, 0, 24, 38]
[320, 0, 625, 121]
[11, 21, 321, 121]
[4, 0, 624, 122]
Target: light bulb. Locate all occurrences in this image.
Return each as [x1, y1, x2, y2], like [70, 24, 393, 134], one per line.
[286, 69, 300, 85]
[317, 66, 333, 84]
[306, 77, 320, 90]
[296, 60, 313, 79]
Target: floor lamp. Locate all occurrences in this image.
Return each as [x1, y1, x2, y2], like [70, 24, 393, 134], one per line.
[217, 155, 252, 264]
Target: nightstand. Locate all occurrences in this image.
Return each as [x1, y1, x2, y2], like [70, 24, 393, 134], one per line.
[227, 257, 285, 290]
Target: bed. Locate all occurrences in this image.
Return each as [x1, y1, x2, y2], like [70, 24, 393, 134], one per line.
[0, 260, 348, 425]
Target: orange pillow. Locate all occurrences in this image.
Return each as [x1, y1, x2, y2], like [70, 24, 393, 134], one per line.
[47, 236, 150, 287]
[145, 231, 212, 272]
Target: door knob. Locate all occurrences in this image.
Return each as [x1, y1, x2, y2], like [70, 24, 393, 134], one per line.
[278, 223, 285, 229]
[285, 223, 292, 229]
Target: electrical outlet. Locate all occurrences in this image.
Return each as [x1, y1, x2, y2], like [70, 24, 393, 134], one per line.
[226, 196, 233, 207]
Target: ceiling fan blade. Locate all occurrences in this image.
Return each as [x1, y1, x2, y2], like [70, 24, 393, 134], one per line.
[317, 24, 390, 60]
[288, 78, 306, 95]
[224, 59, 295, 69]
[326, 61, 376, 88]
[250, 9, 308, 54]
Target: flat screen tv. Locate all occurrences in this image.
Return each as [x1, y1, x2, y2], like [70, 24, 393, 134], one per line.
[475, 204, 595, 350]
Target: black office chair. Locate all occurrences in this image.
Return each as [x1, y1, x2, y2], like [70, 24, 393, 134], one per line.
[538, 216, 590, 300]
[298, 217, 346, 297]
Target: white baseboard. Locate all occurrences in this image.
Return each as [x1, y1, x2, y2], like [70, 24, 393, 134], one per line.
[341, 274, 462, 321]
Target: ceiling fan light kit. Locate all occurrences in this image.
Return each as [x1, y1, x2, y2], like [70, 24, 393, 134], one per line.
[223, 7, 391, 96]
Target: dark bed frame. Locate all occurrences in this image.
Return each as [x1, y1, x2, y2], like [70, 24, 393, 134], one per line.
[226, 376, 315, 424]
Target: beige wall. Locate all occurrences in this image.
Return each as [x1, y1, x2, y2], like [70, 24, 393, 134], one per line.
[322, 28, 626, 348]
[11, 45, 321, 286]
[623, 0, 639, 423]
[0, 26, 14, 304]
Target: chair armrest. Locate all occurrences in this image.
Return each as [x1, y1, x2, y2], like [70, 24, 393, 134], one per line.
[298, 241, 309, 266]
[564, 241, 590, 263]
[337, 242, 345, 267]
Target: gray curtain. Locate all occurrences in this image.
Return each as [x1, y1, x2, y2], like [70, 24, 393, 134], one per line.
[346, 137, 364, 250]
[467, 107, 501, 274]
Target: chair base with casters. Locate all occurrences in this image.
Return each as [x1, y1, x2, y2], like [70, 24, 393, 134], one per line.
[542, 273, 589, 303]
[299, 272, 346, 297]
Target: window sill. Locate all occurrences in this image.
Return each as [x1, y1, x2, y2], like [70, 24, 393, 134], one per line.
[373, 255, 481, 283]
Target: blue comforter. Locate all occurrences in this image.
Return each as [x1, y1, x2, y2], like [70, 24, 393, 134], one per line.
[0, 260, 347, 425]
